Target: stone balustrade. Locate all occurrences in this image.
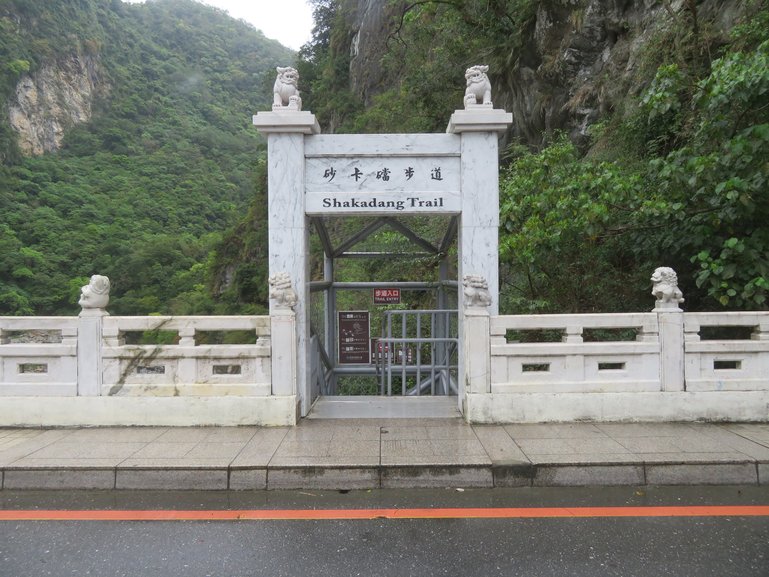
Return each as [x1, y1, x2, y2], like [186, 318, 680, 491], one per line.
[101, 316, 272, 397]
[489, 313, 662, 394]
[464, 308, 769, 423]
[2, 308, 769, 424]
[0, 317, 78, 396]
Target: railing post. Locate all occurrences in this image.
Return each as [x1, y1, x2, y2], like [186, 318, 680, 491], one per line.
[177, 325, 196, 384]
[270, 308, 297, 396]
[651, 267, 686, 392]
[77, 309, 107, 396]
[269, 273, 299, 398]
[464, 308, 491, 394]
[462, 276, 492, 395]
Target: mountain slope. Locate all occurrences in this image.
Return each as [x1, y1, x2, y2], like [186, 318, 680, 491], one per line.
[0, 0, 293, 315]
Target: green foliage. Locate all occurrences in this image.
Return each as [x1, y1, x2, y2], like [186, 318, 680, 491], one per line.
[499, 137, 649, 313]
[0, 0, 294, 315]
[500, 25, 769, 312]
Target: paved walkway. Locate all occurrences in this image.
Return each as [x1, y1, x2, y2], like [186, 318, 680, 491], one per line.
[1, 420, 768, 490]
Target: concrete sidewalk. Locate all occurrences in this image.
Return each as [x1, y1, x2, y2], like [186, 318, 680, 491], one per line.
[1, 420, 768, 491]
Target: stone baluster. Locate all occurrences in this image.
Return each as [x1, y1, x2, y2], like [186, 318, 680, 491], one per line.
[651, 267, 685, 392]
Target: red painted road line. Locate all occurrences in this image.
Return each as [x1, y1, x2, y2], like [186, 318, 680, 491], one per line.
[2, 506, 769, 521]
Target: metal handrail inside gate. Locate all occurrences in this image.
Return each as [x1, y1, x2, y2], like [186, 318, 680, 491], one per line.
[375, 310, 458, 396]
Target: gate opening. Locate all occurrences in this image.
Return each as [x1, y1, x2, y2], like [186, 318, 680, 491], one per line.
[308, 214, 458, 403]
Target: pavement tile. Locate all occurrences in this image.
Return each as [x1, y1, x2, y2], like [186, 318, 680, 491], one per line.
[25, 442, 146, 460]
[472, 426, 529, 464]
[428, 439, 488, 457]
[272, 440, 332, 458]
[515, 438, 575, 455]
[632, 452, 751, 463]
[5, 457, 122, 468]
[697, 425, 769, 460]
[118, 458, 234, 468]
[381, 438, 433, 457]
[671, 436, 740, 453]
[281, 427, 338, 442]
[595, 423, 700, 437]
[199, 428, 258, 443]
[0, 429, 75, 466]
[380, 426, 429, 440]
[184, 442, 246, 460]
[155, 428, 214, 443]
[129, 443, 197, 459]
[230, 429, 289, 467]
[326, 440, 381, 457]
[505, 423, 607, 439]
[566, 437, 630, 454]
[64, 428, 168, 443]
[268, 455, 380, 467]
[615, 437, 683, 453]
[0, 429, 43, 450]
[525, 453, 641, 465]
[720, 425, 769, 448]
[329, 426, 382, 441]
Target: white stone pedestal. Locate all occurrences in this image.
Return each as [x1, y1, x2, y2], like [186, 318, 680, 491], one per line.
[77, 308, 108, 396]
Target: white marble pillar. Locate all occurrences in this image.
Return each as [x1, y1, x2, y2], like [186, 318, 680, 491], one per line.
[77, 309, 107, 396]
[448, 109, 511, 316]
[253, 111, 319, 415]
[448, 109, 512, 409]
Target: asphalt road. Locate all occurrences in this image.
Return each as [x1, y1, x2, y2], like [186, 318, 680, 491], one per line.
[1, 487, 768, 577]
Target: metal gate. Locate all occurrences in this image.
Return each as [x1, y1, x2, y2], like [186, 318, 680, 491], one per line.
[374, 310, 458, 396]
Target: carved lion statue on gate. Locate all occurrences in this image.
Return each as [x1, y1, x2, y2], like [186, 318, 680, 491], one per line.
[269, 272, 298, 310]
[273, 66, 302, 110]
[651, 267, 684, 309]
[464, 65, 492, 108]
[463, 275, 492, 309]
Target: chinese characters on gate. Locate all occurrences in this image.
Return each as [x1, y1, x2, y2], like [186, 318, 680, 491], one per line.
[305, 156, 460, 215]
[322, 165, 444, 184]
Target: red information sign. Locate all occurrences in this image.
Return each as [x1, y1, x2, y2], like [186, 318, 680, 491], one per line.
[373, 288, 401, 304]
[338, 311, 371, 365]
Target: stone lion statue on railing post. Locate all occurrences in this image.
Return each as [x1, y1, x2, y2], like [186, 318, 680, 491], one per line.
[651, 267, 684, 310]
[78, 275, 110, 311]
[464, 65, 493, 108]
[269, 272, 298, 311]
[463, 274, 492, 309]
[272, 66, 302, 111]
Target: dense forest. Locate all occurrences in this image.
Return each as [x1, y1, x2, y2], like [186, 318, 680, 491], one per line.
[0, 0, 291, 315]
[289, 0, 769, 313]
[1, 0, 768, 317]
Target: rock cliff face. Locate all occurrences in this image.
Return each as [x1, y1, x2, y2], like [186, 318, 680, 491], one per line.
[8, 52, 106, 156]
[345, 0, 743, 147]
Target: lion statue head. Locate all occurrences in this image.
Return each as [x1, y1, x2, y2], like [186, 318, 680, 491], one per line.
[273, 66, 302, 110]
[651, 267, 684, 309]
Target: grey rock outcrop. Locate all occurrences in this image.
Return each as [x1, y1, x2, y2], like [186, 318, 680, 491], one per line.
[8, 52, 106, 156]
